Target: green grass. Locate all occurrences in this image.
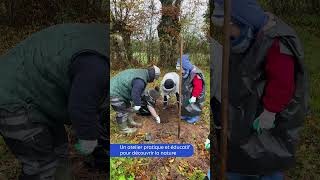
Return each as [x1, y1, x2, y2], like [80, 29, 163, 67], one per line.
[132, 52, 209, 67]
[132, 52, 159, 65]
[110, 158, 135, 180]
[295, 27, 320, 116]
[132, 52, 150, 65]
[286, 25, 320, 179]
[198, 66, 210, 126]
[189, 169, 207, 180]
[190, 53, 210, 68]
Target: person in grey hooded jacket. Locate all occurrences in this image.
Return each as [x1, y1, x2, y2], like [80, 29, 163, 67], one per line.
[211, 0, 308, 179]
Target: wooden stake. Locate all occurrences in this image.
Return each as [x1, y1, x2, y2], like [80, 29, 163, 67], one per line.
[220, 0, 231, 179]
[178, 37, 183, 139]
[209, 1, 215, 179]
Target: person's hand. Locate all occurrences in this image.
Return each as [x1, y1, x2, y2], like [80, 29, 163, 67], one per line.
[189, 96, 196, 104]
[155, 116, 161, 124]
[204, 139, 210, 150]
[74, 139, 98, 155]
[133, 106, 141, 111]
[253, 109, 276, 134]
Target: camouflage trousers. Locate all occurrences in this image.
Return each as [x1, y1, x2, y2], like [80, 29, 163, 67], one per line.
[0, 107, 71, 180]
[110, 97, 132, 124]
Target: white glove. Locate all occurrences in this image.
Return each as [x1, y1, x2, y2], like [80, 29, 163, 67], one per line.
[155, 116, 161, 124]
[189, 96, 197, 104]
[133, 106, 141, 111]
[75, 139, 98, 155]
[205, 139, 210, 145]
[256, 109, 276, 130]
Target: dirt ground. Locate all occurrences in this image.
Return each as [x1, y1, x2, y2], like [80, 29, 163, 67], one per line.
[112, 102, 210, 179]
[0, 130, 107, 180]
[69, 149, 108, 180]
[67, 129, 108, 180]
[70, 155, 107, 180]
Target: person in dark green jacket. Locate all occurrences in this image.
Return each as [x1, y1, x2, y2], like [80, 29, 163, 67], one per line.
[110, 66, 161, 134]
[0, 23, 109, 180]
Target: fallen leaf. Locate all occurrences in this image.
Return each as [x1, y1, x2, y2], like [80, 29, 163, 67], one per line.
[169, 158, 175, 163]
[178, 165, 184, 172]
[116, 161, 122, 166]
[141, 175, 148, 180]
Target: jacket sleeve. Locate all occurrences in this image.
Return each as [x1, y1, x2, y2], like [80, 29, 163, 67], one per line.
[131, 79, 146, 106]
[192, 75, 203, 97]
[263, 39, 295, 113]
[68, 53, 107, 140]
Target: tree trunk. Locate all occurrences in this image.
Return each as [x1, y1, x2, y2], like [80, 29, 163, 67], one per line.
[147, 0, 156, 63]
[311, 0, 320, 14]
[157, 0, 182, 67]
[5, 0, 17, 25]
[147, 37, 152, 63]
[121, 31, 133, 63]
[111, 33, 129, 68]
[106, 0, 110, 23]
[93, 0, 102, 9]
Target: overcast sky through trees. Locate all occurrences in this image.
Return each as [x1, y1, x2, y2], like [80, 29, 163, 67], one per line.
[137, 0, 208, 40]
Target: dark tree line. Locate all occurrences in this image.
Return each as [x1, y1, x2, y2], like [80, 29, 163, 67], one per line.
[262, 0, 320, 15]
[0, 0, 108, 26]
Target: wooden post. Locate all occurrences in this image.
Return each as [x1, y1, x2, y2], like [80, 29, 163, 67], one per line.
[178, 37, 183, 138]
[209, 1, 215, 179]
[220, 0, 231, 179]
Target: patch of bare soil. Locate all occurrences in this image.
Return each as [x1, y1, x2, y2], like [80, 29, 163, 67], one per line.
[0, 141, 108, 180]
[68, 128, 108, 180]
[70, 155, 108, 180]
[131, 102, 210, 179]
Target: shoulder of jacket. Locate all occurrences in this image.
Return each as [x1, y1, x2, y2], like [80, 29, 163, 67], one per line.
[279, 40, 294, 56]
